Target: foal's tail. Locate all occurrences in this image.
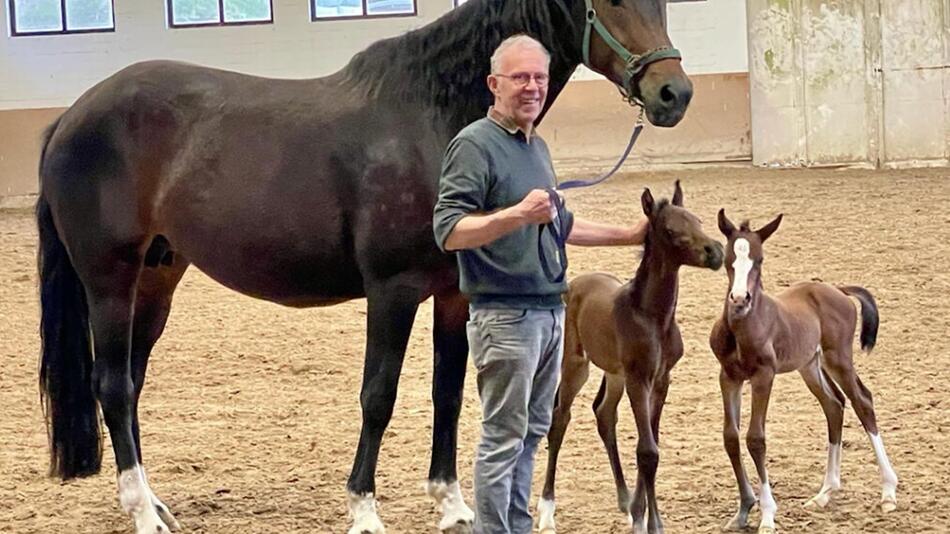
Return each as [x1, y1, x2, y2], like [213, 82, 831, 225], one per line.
[37, 119, 103, 480]
[838, 285, 879, 353]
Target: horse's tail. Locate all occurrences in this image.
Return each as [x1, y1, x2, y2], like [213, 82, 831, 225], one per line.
[37, 119, 103, 480]
[838, 285, 879, 353]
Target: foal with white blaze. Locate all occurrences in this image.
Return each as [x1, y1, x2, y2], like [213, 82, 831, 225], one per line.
[709, 210, 898, 534]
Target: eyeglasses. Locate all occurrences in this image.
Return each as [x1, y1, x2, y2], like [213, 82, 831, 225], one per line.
[494, 72, 550, 87]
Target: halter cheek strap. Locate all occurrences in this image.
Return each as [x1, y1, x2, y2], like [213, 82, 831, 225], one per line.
[581, 0, 683, 102]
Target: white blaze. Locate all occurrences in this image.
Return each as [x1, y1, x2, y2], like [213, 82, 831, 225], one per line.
[730, 238, 754, 300]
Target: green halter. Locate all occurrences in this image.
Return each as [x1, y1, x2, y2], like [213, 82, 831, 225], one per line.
[581, 0, 682, 103]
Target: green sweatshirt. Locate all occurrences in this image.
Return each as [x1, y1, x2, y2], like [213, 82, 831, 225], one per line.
[432, 115, 574, 309]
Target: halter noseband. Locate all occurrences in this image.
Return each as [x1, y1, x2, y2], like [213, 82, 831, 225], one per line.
[581, 0, 682, 105]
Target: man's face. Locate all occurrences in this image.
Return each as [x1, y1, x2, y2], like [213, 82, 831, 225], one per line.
[488, 45, 549, 129]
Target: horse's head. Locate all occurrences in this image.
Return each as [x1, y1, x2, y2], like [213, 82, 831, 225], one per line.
[717, 209, 784, 318]
[641, 181, 723, 271]
[575, 0, 692, 127]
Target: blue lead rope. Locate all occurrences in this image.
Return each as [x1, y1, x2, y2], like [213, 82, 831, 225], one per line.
[538, 120, 645, 283]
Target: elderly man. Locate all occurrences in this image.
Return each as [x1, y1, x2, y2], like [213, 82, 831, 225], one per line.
[432, 35, 647, 534]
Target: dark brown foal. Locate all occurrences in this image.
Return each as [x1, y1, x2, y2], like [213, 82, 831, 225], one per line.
[538, 181, 724, 534]
[709, 210, 898, 534]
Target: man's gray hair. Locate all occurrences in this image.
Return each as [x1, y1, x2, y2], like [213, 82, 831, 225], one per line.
[490, 35, 551, 74]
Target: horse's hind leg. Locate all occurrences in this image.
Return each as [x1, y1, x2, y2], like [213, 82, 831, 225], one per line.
[127, 256, 190, 530]
[823, 348, 898, 512]
[80, 244, 177, 533]
[537, 345, 590, 533]
[426, 290, 475, 533]
[799, 355, 844, 509]
[592, 373, 630, 514]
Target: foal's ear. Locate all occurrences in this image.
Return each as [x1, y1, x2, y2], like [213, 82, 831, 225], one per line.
[756, 213, 784, 242]
[717, 208, 737, 237]
[641, 188, 656, 217]
[671, 180, 684, 207]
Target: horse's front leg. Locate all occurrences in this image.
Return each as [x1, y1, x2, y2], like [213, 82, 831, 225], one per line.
[747, 368, 777, 534]
[624, 371, 663, 534]
[719, 370, 756, 531]
[347, 280, 421, 534]
[426, 290, 474, 534]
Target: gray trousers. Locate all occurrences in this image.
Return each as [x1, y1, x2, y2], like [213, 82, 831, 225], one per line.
[467, 307, 565, 534]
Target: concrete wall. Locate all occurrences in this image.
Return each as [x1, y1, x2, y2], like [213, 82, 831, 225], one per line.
[1, 0, 750, 197]
[747, 0, 949, 167]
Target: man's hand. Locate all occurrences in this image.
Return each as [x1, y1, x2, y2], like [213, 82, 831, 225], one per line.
[514, 189, 556, 225]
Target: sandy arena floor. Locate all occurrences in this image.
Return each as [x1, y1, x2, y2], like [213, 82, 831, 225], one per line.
[1, 166, 948, 533]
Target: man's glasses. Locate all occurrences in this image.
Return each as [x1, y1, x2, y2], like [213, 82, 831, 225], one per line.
[494, 72, 549, 87]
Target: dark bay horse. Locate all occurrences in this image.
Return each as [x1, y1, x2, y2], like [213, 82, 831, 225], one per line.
[35, 1, 692, 533]
[709, 211, 898, 534]
[537, 182, 723, 534]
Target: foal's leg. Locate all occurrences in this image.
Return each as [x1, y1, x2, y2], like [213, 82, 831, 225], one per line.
[747, 369, 777, 534]
[84, 249, 175, 533]
[126, 260, 189, 531]
[593, 373, 632, 513]
[625, 374, 662, 534]
[823, 349, 898, 512]
[426, 291, 474, 533]
[719, 371, 756, 531]
[347, 281, 421, 534]
[537, 348, 590, 533]
[799, 356, 844, 509]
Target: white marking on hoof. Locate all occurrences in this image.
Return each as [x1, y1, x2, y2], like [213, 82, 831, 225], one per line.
[868, 432, 898, 512]
[348, 492, 385, 534]
[118, 465, 173, 534]
[425, 480, 474, 532]
[537, 497, 556, 533]
[757, 481, 777, 534]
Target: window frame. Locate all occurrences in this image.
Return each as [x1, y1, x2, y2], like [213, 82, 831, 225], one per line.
[310, 0, 417, 22]
[167, 0, 275, 29]
[9, 0, 116, 37]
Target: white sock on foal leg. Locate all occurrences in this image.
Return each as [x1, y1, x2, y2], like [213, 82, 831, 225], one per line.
[868, 432, 898, 512]
[537, 497, 556, 532]
[805, 442, 842, 509]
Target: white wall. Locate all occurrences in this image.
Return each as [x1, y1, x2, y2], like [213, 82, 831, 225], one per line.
[0, 0, 449, 110]
[2, 0, 748, 110]
[571, 0, 748, 81]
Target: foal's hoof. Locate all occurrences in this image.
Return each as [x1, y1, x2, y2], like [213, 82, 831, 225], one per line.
[881, 497, 897, 513]
[441, 520, 473, 534]
[803, 490, 834, 510]
[757, 527, 776, 534]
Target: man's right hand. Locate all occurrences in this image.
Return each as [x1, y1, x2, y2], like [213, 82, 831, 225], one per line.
[514, 189, 555, 225]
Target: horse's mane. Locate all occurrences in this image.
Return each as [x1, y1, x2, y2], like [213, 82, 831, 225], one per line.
[337, 0, 580, 131]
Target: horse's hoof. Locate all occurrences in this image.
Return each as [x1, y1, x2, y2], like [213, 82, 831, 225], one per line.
[803, 491, 833, 510]
[758, 527, 777, 534]
[441, 520, 473, 534]
[539, 529, 557, 534]
[881, 498, 897, 513]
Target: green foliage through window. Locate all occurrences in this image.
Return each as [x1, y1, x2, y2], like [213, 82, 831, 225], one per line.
[11, 0, 114, 34]
[169, 0, 272, 26]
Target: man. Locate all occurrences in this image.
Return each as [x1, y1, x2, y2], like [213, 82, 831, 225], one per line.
[432, 35, 647, 534]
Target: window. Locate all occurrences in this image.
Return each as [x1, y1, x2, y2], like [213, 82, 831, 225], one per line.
[454, 0, 467, 6]
[168, 0, 273, 28]
[9, 0, 114, 36]
[312, 0, 416, 20]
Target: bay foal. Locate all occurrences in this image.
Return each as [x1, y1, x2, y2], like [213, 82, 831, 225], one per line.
[538, 181, 724, 534]
[709, 210, 898, 534]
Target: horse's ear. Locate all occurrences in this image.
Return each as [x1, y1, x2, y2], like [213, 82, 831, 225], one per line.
[641, 188, 655, 217]
[672, 180, 683, 207]
[718, 208, 736, 237]
[756, 213, 784, 242]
